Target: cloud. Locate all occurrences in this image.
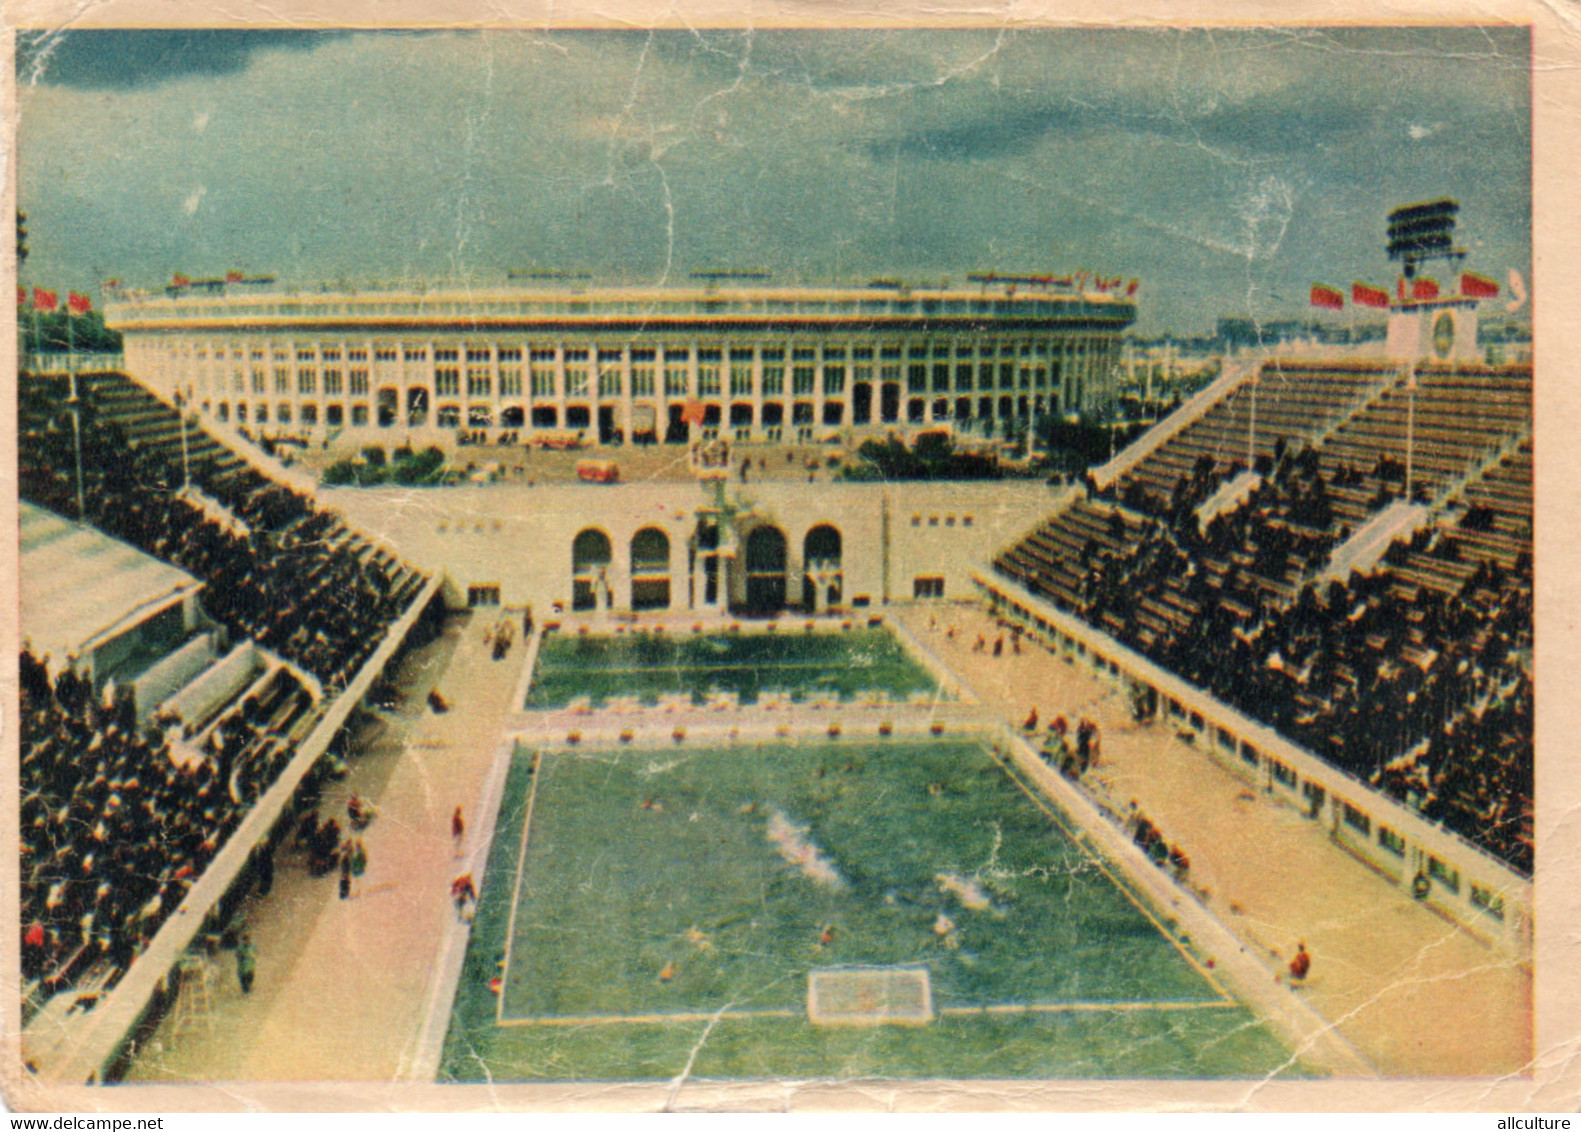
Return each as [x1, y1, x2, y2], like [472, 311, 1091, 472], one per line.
[16, 29, 354, 91]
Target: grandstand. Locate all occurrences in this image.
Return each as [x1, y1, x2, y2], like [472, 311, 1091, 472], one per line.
[17, 368, 439, 1079]
[995, 359, 1533, 875]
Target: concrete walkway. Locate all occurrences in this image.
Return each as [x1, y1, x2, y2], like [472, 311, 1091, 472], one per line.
[890, 603, 1531, 1078]
[125, 611, 526, 1082]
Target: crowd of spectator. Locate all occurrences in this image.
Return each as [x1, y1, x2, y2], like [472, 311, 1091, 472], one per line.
[19, 381, 421, 690]
[17, 373, 430, 997]
[999, 439, 1533, 873]
[18, 647, 293, 991]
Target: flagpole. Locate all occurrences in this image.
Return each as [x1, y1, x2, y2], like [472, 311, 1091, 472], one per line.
[1405, 370, 1415, 503]
[1247, 373, 1257, 470]
[68, 370, 86, 522]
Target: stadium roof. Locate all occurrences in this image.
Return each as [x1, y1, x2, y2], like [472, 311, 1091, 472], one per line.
[20, 501, 203, 664]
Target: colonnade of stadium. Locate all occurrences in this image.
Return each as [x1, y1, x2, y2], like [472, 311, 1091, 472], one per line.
[107, 285, 1134, 446]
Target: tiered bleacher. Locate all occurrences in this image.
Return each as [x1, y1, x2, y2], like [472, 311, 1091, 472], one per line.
[996, 362, 1533, 873]
[18, 370, 431, 999]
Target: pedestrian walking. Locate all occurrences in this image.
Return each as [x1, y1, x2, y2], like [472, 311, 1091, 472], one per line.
[349, 837, 368, 895]
[339, 848, 352, 900]
[452, 805, 466, 855]
[236, 935, 257, 994]
[451, 873, 478, 922]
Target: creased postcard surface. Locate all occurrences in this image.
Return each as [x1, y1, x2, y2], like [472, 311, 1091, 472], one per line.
[3, 0, 1578, 1115]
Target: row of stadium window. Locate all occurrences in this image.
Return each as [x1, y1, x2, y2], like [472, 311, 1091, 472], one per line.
[172, 359, 1085, 400]
[178, 338, 1100, 364]
[203, 393, 1070, 430]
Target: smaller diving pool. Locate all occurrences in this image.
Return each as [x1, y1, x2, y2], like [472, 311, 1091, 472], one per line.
[524, 625, 945, 709]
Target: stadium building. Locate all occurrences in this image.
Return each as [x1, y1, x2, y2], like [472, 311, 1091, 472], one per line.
[104, 280, 1136, 446]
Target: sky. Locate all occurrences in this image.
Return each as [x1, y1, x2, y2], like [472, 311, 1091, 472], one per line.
[13, 26, 1532, 335]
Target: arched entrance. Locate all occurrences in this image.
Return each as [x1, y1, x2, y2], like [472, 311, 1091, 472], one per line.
[630, 527, 671, 610]
[743, 525, 788, 615]
[802, 524, 842, 612]
[571, 528, 612, 612]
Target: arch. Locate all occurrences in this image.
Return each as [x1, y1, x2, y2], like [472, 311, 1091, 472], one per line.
[630, 526, 671, 610]
[571, 527, 613, 612]
[743, 525, 788, 615]
[802, 523, 843, 611]
[803, 523, 841, 565]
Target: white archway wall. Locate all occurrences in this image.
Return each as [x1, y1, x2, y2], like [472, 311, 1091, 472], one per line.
[321, 480, 1059, 616]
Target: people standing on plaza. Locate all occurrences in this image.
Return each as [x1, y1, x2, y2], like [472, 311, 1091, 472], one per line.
[339, 847, 353, 900]
[349, 837, 368, 896]
[451, 873, 477, 922]
[1288, 942, 1312, 985]
[452, 805, 466, 855]
[235, 934, 257, 995]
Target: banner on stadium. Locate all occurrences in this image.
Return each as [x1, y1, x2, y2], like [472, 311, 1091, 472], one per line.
[1352, 282, 1391, 309]
[1309, 283, 1344, 310]
[1461, 271, 1499, 299]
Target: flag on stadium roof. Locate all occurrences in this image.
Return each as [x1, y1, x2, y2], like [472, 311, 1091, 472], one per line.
[171, 273, 191, 287]
[67, 292, 92, 315]
[1309, 283, 1344, 310]
[1411, 277, 1440, 301]
[32, 287, 58, 311]
[16, 285, 25, 307]
[1126, 279, 1139, 297]
[1352, 282, 1391, 309]
[226, 271, 244, 283]
[1461, 271, 1499, 299]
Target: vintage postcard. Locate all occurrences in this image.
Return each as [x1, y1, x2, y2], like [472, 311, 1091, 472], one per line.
[3, 0, 1578, 1115]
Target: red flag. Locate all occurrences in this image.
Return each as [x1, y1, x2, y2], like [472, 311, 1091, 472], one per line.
[1352, 282, 1391, 309]
[1309, 284, 1344, 311]
[32, 287, 58, 311]
[17, 286, 26, 307]
[225, 270, 244, 283]
[1461, 271, 1499, 299]
[67, 291, 92, 315]
[1126, 279, 1139, 297]
[171, 273, 191, 287]
[1397, 277, 1407, 301]
[681, 399, 706, 426]
[1411, 277, 1439, 301]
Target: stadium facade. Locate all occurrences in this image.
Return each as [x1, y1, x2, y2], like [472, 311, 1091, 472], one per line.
[105, 282, 1137, 445]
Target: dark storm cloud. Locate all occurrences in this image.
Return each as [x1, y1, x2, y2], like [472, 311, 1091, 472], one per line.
[872, 100, 1104, 161]
[16, 29, 354, 90]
